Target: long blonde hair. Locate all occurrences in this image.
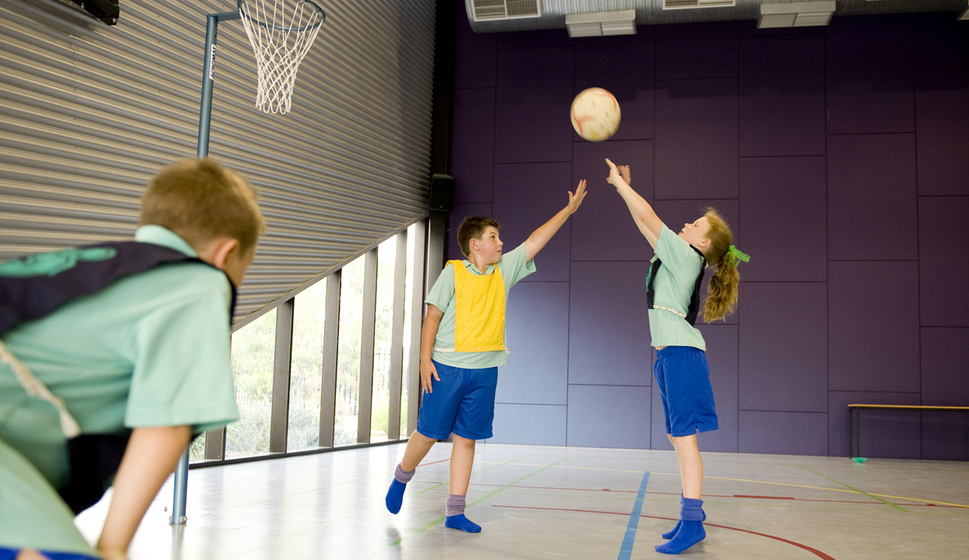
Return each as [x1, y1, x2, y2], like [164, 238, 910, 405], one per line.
[701, 208, 740, 322]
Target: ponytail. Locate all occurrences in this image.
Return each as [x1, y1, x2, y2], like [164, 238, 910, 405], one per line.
[701, 208, 746, 323]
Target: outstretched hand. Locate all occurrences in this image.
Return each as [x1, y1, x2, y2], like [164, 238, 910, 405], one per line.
[568, 180, 587, 214]
[605, 158, 625, 186]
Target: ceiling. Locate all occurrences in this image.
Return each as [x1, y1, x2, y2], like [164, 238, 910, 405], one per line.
[464, 0, 969, 32]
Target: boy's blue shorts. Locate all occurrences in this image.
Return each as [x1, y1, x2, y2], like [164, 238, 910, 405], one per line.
[0, 549, 97, 560]
[416, 360, 498, 440]
[654, 346, 719, 437]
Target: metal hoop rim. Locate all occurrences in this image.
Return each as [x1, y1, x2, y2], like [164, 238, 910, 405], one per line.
[237, 0, 326, 32]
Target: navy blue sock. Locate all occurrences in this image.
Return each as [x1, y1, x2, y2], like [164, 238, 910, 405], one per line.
[662, 495, 706, 539]
[656, 498, 705, 554]
[444, 494, 482, 533]
[385, 464, 415, 514]
[445, 513, 482, 533]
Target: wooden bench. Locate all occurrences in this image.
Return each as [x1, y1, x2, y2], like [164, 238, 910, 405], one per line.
[849, 404, 969, 461]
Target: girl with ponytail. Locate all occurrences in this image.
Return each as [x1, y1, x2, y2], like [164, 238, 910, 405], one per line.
[605, 159, 748, 555]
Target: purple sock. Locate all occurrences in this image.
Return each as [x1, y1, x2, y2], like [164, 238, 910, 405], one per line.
[394, 464, 416, 484]
[445, 494, 466, 517]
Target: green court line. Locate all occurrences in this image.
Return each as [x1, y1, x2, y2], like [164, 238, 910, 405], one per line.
[236, 455, 537, 558]
[412, 453, 534, 495]
[467, 456, 570, 508]
[398, 455, 571, 543]
[797, 464, 908, 512]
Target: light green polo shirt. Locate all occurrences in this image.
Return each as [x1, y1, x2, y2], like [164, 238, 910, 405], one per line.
[0, 226, 240, 556]
[426, 243, 536, 369]
[647, 224, 707, 351]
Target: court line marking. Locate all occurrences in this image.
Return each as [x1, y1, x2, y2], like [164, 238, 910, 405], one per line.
[412, 453, 534, 495]
[492, 485, 964, 507]
[236, 454, 538, 558]
[472, 461, 969, 508]
[391, 455, 570, 546]
[493, 505, 836, 560]
[617, 471, 650, 560]
[796, 464, 907, 512]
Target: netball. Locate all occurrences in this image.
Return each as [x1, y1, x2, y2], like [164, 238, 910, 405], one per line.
[570, 87, 621, 142]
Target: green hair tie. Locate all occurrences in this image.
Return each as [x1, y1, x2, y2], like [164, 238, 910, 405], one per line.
[727, 245, 750, 268]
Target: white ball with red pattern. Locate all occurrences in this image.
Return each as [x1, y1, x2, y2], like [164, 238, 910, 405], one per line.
[570, 87, 621, 142]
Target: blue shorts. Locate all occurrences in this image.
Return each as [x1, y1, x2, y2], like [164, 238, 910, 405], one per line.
[416, 360, 498, 440]
[654, 346, 719, 437]
[0, 549, 97, 560]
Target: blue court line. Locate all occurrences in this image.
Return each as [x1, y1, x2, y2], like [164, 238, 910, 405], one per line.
[617, 471, 651, 560]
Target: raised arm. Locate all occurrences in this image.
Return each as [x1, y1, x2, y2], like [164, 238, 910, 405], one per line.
[97, 425, 192, 560]
[523, 180, 587, 262]
[605, 158, 662, 249]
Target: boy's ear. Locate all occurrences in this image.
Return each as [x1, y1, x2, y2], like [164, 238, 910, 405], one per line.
[197, 237, 241, 271]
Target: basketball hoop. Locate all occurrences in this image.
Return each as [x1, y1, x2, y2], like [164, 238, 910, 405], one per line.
[237, 0, 326, 114]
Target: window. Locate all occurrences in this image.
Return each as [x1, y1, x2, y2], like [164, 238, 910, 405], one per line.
[288, 278, 327, 451]
[335, 255, 364, 446]
[189, 220, 426, 463]
[226, 308, 277, 458]
[370, 238, 396, 442]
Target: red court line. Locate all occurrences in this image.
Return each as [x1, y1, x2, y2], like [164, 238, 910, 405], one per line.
[416, 458, 451, 467]
[463, 484, 959, 508]
[411, 480, 962, 509]
[492, 505, 836, 560]
[416, 451, 483, 468]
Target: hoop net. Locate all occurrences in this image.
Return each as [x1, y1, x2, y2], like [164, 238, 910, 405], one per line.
[238, 0, 325, 114]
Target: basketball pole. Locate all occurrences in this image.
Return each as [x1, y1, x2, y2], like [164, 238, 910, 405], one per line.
[170, 10, 241, 527]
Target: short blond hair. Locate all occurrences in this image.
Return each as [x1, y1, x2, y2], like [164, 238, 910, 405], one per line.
[139, 158, 265, 253]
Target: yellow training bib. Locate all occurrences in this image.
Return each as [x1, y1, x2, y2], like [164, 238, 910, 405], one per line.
[449, 260, 506, 352]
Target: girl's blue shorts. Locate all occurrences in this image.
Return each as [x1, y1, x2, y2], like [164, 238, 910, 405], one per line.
[654, 346, 719, 437]
[416, 360, 498, 440]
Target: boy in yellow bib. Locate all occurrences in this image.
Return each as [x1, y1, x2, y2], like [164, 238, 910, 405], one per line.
[385, 180, 587, 532]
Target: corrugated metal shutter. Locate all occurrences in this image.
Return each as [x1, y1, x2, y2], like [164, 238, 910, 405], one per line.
[0, 0, 435, 324]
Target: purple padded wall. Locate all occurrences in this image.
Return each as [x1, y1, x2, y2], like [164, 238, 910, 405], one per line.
[739, 411, 828, 456]
[825, 15, 915, 134]
[828, 392, 921, 458]
[918, 197, 969, 327]
[828, 262, 920, 392]
[499, 282, 570, 405]
[493, 403, 567, 446]
[570, 140, 654, 262]
[654, 78, 738, 200]
[574, 29, 655, 141]
[915, 71, 969, 196]
[568, 261, 651, 387]
[568, 385, 651, 449]
[655, 21, 738, 80]
[827, 134, 917, 261]
[495, 46, 574, 163]
[920, 328, 969, 406]
[739, 34, 825, 157]
[739, 283, 827, 412]
[450, 2, 969, 459]
[739, 157, 826, 282]
[493, 163, 573, 281]
[451, 88, 496, 205]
